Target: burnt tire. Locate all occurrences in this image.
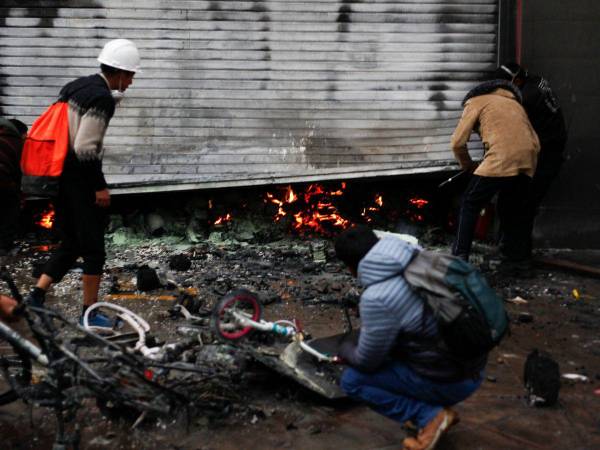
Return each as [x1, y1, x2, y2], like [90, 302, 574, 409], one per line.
[211, 289, 262, 341]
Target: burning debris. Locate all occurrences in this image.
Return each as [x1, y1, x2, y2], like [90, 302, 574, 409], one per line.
[37, 205, 55, 230]
[265, 183, 393, 236]
[266, 183, 351, 235]
[21, 180, 448, 252]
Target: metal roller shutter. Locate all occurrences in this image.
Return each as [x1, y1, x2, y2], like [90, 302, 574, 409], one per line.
[0, 1, 498, 193]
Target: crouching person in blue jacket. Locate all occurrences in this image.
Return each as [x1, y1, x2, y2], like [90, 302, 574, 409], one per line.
[334, 226, 486, 450]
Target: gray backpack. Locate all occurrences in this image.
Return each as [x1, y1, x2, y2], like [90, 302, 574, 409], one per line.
[404, 250, 508, 359]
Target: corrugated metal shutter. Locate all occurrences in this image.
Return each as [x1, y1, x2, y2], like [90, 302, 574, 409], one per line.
[0, 0, 498, 194]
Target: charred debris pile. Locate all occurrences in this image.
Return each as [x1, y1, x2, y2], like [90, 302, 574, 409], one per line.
[10, 179, 600, 433]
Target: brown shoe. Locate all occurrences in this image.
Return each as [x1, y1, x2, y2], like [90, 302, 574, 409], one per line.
[402, 408, 459, 450]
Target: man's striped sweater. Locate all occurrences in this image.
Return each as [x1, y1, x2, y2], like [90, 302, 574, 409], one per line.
[340, 236, 486, 382]
[59, 74, 115, 191]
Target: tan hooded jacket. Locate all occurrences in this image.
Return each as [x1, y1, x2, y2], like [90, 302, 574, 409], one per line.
[451, 87, 540, 177]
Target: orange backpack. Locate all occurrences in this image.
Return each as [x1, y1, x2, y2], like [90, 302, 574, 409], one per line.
[21, 101, 69, 197]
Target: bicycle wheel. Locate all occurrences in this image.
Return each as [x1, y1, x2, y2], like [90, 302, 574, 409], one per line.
[211, 289, 262, 340]
[0, 347, 32, 405]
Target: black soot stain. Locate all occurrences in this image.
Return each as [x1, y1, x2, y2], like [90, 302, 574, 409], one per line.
[250, 2, 269, 13]
[0, 1, 101, 116]
[260, 44, 271, 61]
[428, 83, 449, 111]
[337, 1, 352, 33]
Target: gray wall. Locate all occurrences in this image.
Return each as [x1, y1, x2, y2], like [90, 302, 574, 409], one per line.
[521, 1, 600, 248]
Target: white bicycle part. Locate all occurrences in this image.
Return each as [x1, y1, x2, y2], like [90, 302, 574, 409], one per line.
[83, 303, 162, 359]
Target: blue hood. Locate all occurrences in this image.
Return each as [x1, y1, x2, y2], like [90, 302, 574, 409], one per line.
[357, 236, 419, 287]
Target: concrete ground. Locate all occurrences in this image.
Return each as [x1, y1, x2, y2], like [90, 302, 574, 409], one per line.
[1, 242, 600, 450]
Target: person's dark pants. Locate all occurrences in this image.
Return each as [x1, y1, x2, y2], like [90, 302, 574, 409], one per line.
[0, 187, 20, 252]
[43, 177, 107, 282]
[341, 361, 482, 428]
[522, 146, 565, 258]
[452, 174, 531, 261]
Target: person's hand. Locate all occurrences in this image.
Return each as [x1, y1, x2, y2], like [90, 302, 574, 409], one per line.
[95, 189, 111, 208]
[0, 295, 18, 321]
[339, 339, 356, 362]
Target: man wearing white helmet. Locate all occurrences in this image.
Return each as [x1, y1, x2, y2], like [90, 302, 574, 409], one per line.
[24, 39, 140, 327]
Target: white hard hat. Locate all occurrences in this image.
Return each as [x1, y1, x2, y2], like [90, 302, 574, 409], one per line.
[97, 39, 141, 73]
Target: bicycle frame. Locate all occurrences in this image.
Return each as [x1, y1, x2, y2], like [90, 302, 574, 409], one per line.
[224, 309, 335, 362]
[0, 319, 48, 366]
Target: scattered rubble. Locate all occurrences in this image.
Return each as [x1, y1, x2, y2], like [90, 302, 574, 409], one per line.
[3, 191, 600, 449]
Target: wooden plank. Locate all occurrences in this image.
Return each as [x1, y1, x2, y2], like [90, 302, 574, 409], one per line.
[0, 38, 498, 53]
[0, 48, 497, 64]
[0, 67, 493, 82]
[0, 28, 499, 44]
[0, 56, 496, 72]
[2, 9, 496, 25]
[8, 110, 465, 123]
[534, 257, 600, 279]
[0, 96, 465, 112]
[0, 78, 490, 91]
[2, 1, 497, 9]
[0, 86, 488, 102]
[1, 2, 497, 13]
[2, 17, 497, 33]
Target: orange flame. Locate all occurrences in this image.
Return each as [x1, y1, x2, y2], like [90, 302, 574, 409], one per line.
[214, 213, 232, 226]
[407, 197, 430, 223]
[409, 198, 429, 208]
[266, 183, 352, 235]
[361, 193, 384, 222]
[38, 208, 55, 229]
[286, 186, 297, 203]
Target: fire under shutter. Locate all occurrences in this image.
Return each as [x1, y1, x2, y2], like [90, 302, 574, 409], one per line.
[0, 1, 498, 194]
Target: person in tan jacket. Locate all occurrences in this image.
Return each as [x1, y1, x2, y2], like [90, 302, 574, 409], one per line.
[450, 79, 540, 262]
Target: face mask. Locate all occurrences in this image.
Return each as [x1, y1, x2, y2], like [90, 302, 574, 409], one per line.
[500, 65, 522, 85]
[111, 90, 125, 105]
[111, 75, 125, 105]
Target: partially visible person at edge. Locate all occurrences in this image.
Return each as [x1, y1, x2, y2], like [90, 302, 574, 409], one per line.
[0, 118, 28, 256]
[450, 77, 540, 264]
[494, 62, 568, 263]
[335, 226, 486, 450]
[23, 39, 140, 328]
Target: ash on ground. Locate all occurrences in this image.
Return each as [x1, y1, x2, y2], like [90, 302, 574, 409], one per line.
[1, 213, 600, 450]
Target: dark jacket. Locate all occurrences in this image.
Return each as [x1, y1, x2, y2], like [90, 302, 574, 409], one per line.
[0, 118, 24, 191]
[520, 75, 567, 149]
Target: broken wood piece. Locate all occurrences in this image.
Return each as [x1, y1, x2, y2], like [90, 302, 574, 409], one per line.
[106, 287, 198, 302]
[534, 256, 600, 278]
[105, 293, 178, 301]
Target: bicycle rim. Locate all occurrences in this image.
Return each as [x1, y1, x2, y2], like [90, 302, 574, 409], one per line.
[211, 289, 262, 340]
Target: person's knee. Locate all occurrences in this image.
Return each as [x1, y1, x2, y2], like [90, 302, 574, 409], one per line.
[340, 367, 366, 395]
[82, 252, 105, 275]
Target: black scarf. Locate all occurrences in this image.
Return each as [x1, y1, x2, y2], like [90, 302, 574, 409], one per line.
[462, 79, 522, 106]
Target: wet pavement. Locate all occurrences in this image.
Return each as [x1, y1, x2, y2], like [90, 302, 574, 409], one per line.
[1, 237, 600, 450]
